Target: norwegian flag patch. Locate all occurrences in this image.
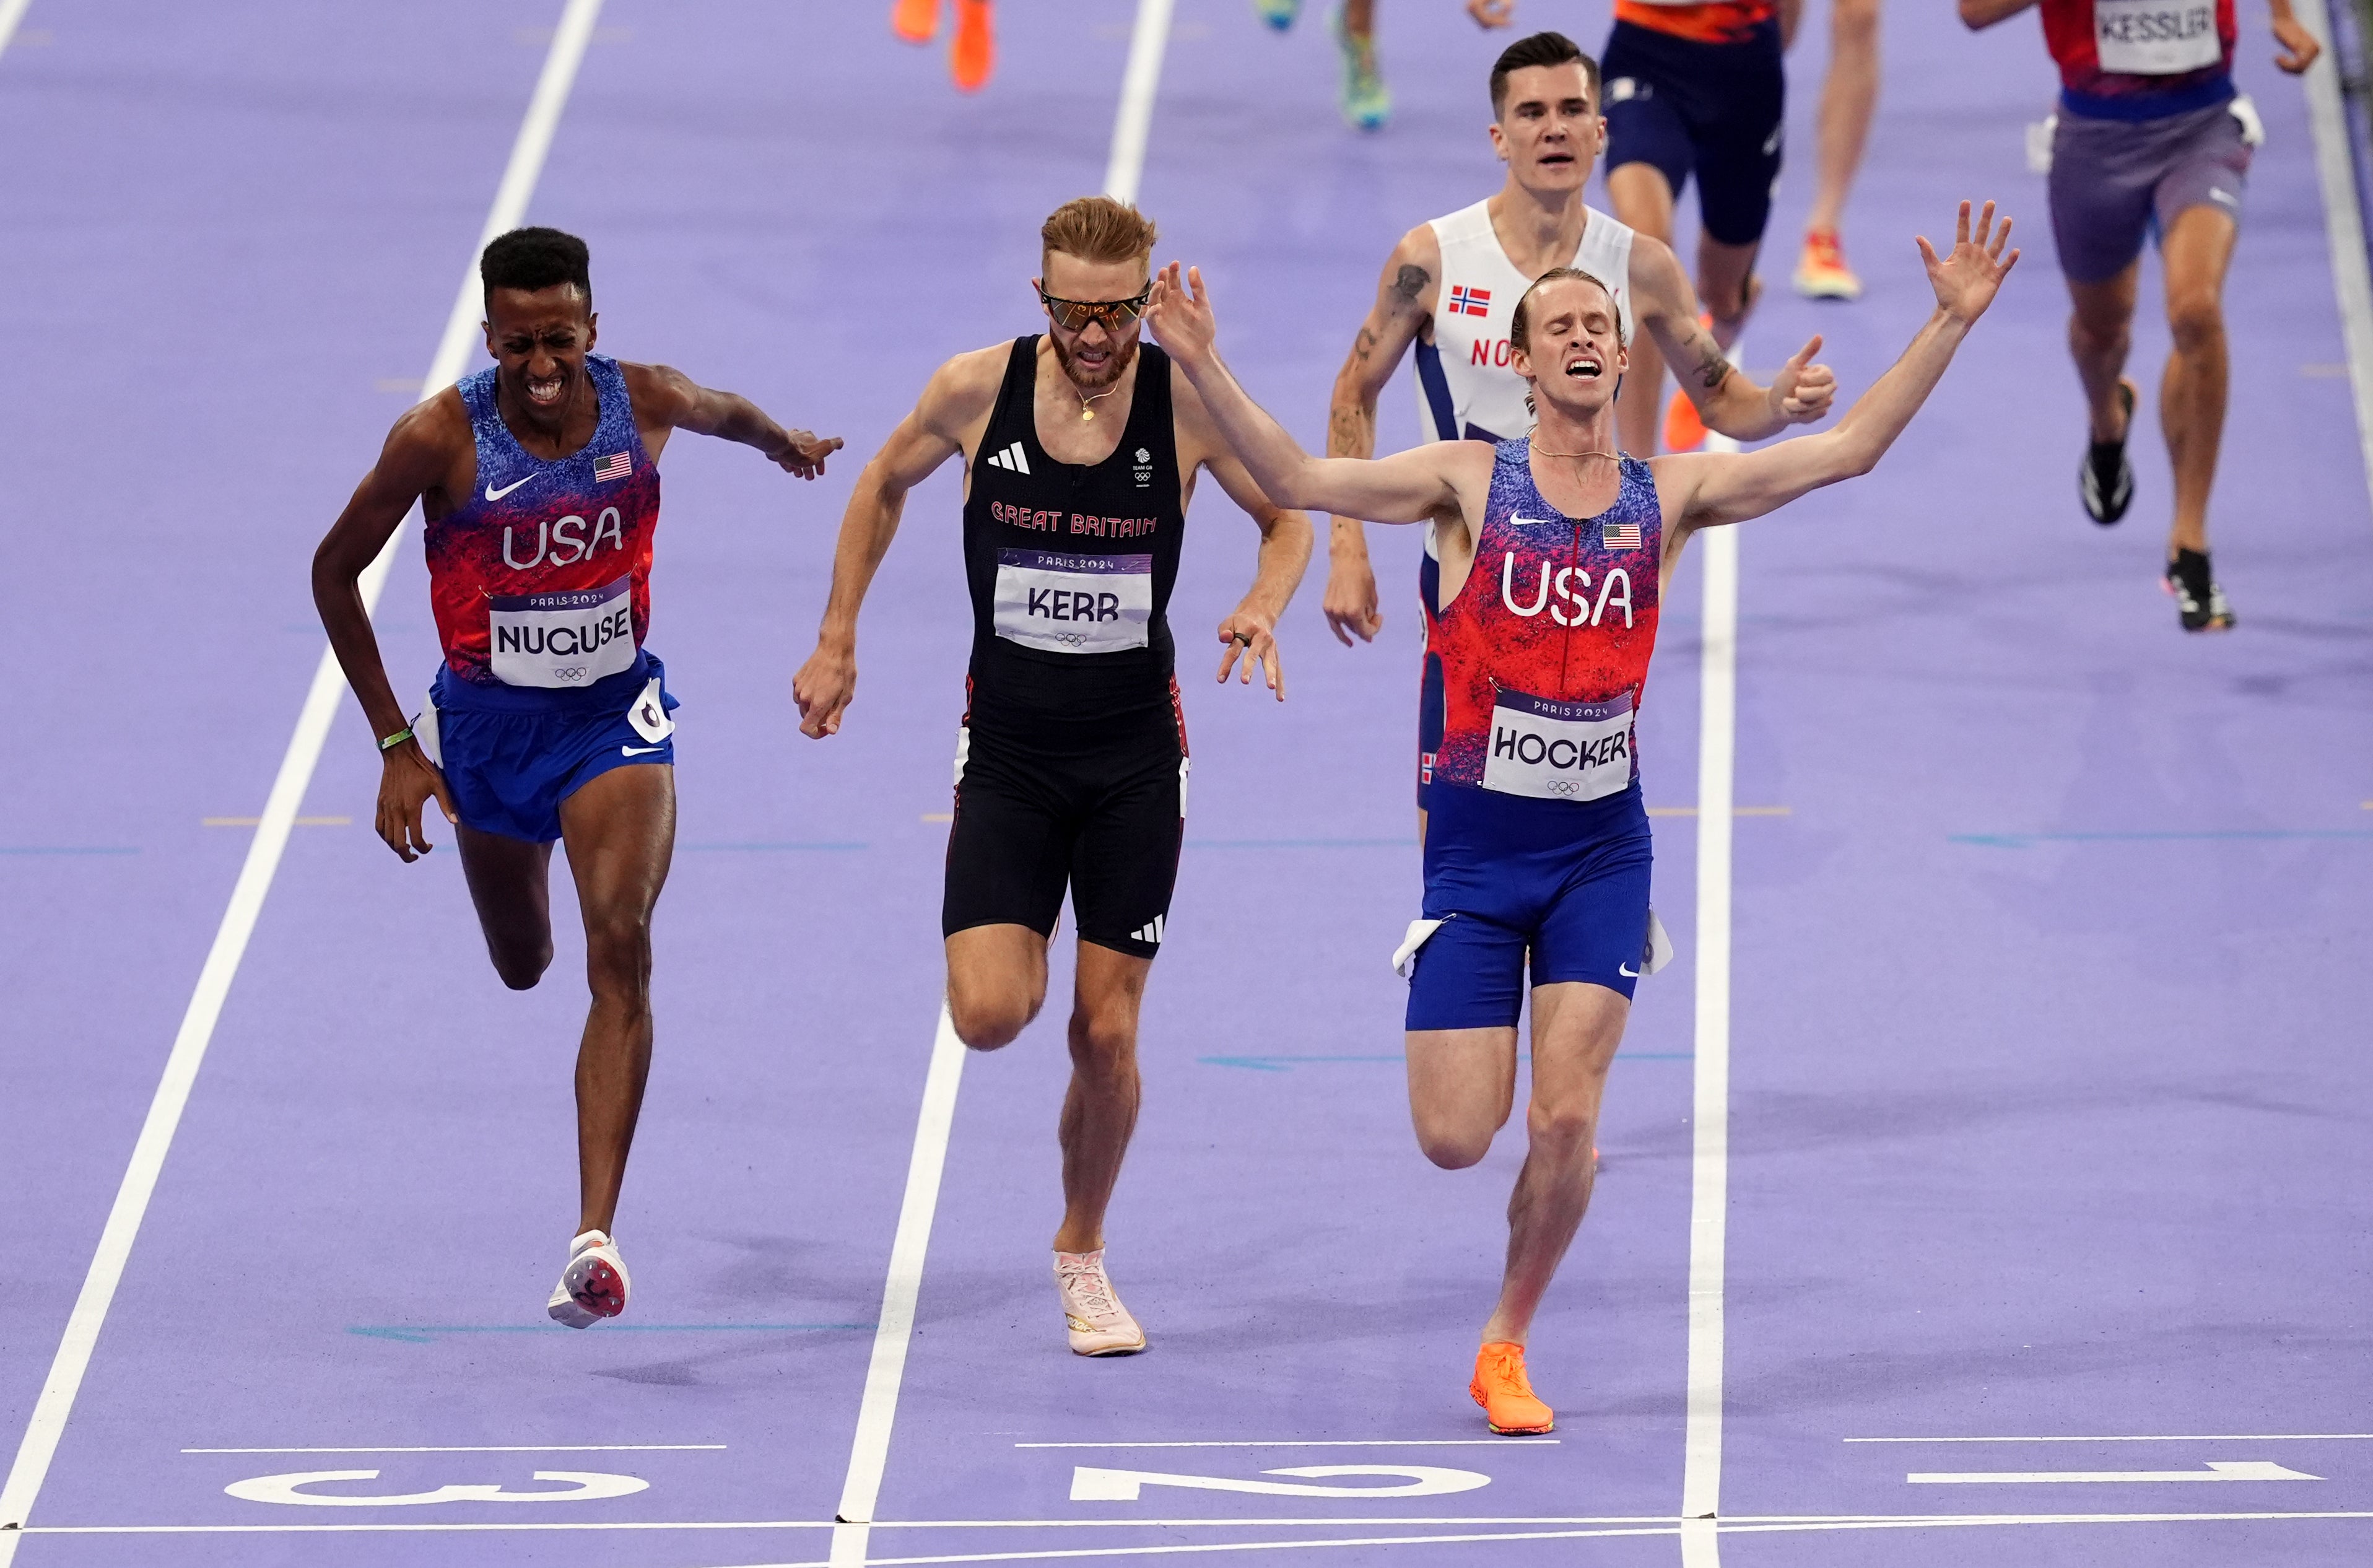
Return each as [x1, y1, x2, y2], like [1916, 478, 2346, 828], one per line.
[1447, 284, 1491, 318]
[1601, 520, 1643, 551]
[594, 451, 634, 482]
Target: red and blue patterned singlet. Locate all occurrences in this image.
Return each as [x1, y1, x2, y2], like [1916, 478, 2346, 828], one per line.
[424, 353, 660, 710]
[1430, 440, 1663, 804]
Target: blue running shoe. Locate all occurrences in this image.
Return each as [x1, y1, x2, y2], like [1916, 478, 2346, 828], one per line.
[1253, 0, 1302, 29]
[1334, 6, 1391, 129]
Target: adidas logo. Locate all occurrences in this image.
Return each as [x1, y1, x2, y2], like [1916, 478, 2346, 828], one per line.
[985, 441, 1031, 474]
[1130, 914, 1166, 946]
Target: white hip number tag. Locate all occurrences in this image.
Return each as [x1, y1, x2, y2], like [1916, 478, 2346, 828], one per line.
[1482, 689, 1635, 803]
[489, 575, 637, 688]
[2092, 0, 2220, 75]
[993, 550, 1152, 654]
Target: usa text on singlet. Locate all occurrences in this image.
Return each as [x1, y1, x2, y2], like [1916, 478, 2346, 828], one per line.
[961, 336, 1187, 717]
[1430, 440, 1663, 803]
[424, 353, 661, 708]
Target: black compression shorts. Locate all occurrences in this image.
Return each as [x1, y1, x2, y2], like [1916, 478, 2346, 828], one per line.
[941, 681, 1188, 960]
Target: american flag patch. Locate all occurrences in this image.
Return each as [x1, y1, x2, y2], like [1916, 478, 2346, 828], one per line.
[1448, 284, 1491, 318]
[1601, 520, 1643, 551]
[593, 451, 633, 482]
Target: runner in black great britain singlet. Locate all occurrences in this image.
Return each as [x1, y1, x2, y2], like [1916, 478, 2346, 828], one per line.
[314, 227, 840, 1333]
[795, 197, 1310, 1361]
[1148, 199, 2015, 1434]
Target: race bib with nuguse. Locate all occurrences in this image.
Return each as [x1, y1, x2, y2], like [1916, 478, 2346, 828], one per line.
[2093, 0, 2221, 74]
[1481, 689, 1637, 803]
[489, 575, 638, 688]
[992, 549, 1153, 654]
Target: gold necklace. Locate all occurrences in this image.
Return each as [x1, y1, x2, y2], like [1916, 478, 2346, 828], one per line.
[1530, 445, 1621, 461]
[1076, 385, 1120, 422]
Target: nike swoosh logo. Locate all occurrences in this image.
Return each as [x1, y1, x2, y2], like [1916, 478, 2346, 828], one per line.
[485, 475, 536, 501]
[1619, 964, 1640, 977]
[1510, 514, 1554, 527]
[620, 744, 665, 756]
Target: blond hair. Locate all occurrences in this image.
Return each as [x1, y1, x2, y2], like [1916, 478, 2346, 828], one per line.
[1040, 196, 1159, 277]
[1509, 267, 1618, 355]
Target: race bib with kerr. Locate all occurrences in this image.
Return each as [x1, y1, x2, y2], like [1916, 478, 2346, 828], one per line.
[489, 575, 638, 688]
[1481, 688, 1637, 803]
[993, 549, 1153, 655]
[2093, 0, 2221, 74]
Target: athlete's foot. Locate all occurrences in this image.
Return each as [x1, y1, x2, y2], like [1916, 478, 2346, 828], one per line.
[1053, 1248, 1147, 1356]
[1333, 7, 1391, 130]
[891, 0, 939, 43]
[2164, 547, 2235, 632]
[1254, 0, 1302, 28]
[1662, 389, 1707, 452]
[546, 1229, 631, 1329]
[2081, 380, 2136, 526]
[1793, 229, 1862, 300]
[1470, 1341, 1554, 1434]
[950, 0, 993, 90]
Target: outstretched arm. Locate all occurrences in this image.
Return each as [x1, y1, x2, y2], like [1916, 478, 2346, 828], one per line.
[791, 352, 995, 738]
[1183, 414, 1314, 700]
[1147, 262, 1474, 529]
[1632, 237, 1836, 440]
[1323, 227, 1440, 644]
[1655, 201, 2019, 545]
[1957, 0, 2036, 27]
[625, 362, 843, 476]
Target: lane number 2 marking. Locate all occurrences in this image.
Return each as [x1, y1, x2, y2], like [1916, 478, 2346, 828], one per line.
[225, 1470, 649, 1506]
[1071, 1465, 1491, 1501]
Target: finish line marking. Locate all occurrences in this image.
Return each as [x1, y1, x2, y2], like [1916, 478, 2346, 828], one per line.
[0, 2, 607, 1556]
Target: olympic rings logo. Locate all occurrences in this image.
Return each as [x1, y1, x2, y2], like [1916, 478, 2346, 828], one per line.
[1050, 632, 1090, 648]
[552, 666, 588, 682]
[1544, 778, 1584, 798]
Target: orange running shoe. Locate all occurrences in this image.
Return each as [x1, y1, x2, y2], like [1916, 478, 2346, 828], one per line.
[1792, 229, 1863, 301]
[1470, 1341, 1554, 1434]
[1662, 389, 1707, 452]
[891, 0, 939, 43]
[951, 0, 994, 91]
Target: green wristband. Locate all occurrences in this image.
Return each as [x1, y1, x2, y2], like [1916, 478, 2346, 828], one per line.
[377, 726, 415, 752]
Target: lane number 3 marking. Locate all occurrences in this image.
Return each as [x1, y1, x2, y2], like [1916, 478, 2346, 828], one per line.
[1071, 1465, 1491, 1501]
[225, 1470, 650, 1506]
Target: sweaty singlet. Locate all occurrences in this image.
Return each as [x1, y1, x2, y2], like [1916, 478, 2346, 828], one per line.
[2041, 0, 2236, 116]
[426, 353, 660, 712]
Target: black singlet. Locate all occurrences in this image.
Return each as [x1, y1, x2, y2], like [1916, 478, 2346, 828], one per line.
[961, 336, 1186, 723]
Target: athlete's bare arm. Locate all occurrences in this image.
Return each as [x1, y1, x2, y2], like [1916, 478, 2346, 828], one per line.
[619, 362, 843, 474]
[1173, 373, 1317, 699]
[1652, 203, 2019, 586]
[793, 347, 1007, 739]
[1629, 236, 1835, 442]
[313, 393, 476, 863]
[1321, 224, 1445, 644]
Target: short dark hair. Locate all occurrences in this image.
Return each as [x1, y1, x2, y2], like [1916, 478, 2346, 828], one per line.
[480, 227, 591, 308]
[1489, 32, 1600, 119]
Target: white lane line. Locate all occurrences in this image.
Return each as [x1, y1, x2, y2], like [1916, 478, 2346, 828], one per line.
[0, 0, 35, 61]
[181, 1444, 723, 1455]
[0, 1, 606, 1555]
[1102, 0, 1173, 206]
[2294, 0, 2373, 508]
[829, 1011, 970, 1560]
[1849, 1434, 2373, 1444]
[1014, 1440, 1559, 1449]
[1681, 443, 1742, 1568]
[1908, 1461, 2322, 1485]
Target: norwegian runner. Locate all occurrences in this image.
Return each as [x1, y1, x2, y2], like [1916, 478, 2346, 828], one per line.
[313, 227, 840, 1328]
[792, 197, 1310, 1357]
[1147, 201, 2015, 1431]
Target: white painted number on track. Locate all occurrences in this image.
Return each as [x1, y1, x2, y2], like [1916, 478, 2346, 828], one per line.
[1070, 1465, 1491, 1501]
[1907, 1461, 2323, 1486]
[224, 1469, 650, 1506]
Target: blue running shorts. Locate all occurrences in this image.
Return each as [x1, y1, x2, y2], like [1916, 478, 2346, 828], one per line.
[1601, 18, 1787, 250]
[1404, 780, 1654, 1030]
[417, 654, 678, 844]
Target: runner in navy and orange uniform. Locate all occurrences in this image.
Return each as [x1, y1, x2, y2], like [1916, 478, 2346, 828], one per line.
[1960, 0, 2320, 630]
[794, 197, 1309, 1359]
[1149, 198, 2017, 1433]
[313, 227, 839, 1328]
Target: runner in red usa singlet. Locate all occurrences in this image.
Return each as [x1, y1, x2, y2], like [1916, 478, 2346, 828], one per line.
[313, 226, 840, 1332]
[1147, 199, 2016, 1435]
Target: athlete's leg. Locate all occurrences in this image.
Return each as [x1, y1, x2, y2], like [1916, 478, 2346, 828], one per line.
[2068, 262, 2141, 444]
[946, 923, 1051, 1049]
[456, 825, 556, 990]
[1053, 941, 1151, 1253]
[2158, 203, 2238, 556]
[1805, 0, 1880, 239]
[555, 762, 676, 1237]
[1479, 982, 1624, 1343]
[1405, 1025, 1519, 1169]
[1608, 162, 1679, 456]
[1695, 237, 1762, 352]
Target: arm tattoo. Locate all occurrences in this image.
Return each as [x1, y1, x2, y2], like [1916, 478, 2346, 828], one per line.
[1353, 324, 1381, 362]
[1689, 331, 1735, 393]
[1391, 264, 1429, 304]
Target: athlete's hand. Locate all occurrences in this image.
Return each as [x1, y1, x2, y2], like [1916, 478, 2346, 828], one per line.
[375, 740, 456, 863]
[1323, 545, 1383, 645]
[1466, 0, 1515, 25]
[1144, 261, 1217, 369]
[793, 640, 858, 738]
[770, 429, 844, 479]
[1919, 200, 2020, 326]
[2271, 12, 2320, 72]
[1770, 336, 1835, 425]
[1216, 606, 1285, 701]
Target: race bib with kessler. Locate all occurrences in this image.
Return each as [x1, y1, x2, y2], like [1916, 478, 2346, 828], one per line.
[2092, 0, 2221, 74]
[1481, 688, 1637, 803]
[992, 549, 1153, 654]
[488, 575, 638, 688]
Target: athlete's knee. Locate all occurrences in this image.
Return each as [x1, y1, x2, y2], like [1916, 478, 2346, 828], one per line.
[2068, 309, 2129, 358]
[1065, 1007, 1138, 1080]
[583, 911, 654, 1000]
[949, 987, 1035, 1051]
[2167, 290, 2226, 355]
[1831, 0, 1880, 43]
[1416, 1119, 1494, 1170]
[1526, 1097, 1597, 1157]
[487, 937, 554, 991]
